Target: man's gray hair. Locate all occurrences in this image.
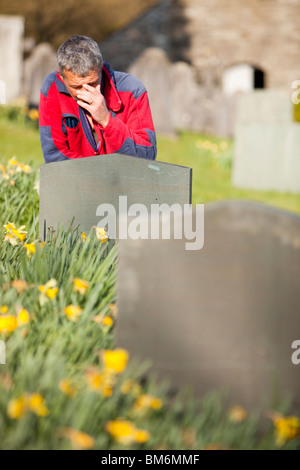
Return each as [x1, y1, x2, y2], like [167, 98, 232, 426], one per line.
[57, 35, 104, 77]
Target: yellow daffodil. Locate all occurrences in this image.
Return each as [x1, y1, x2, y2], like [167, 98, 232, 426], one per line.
[7, 392, 49, 419]
[61, 428, 95, 450]
[17, 308, 30, 326]
[40, 241, 46, 248]
[0, 315, 18, 333]
[24, 243, 36, 257]
[38, 279, 59, 305]
[109, 303, 118, 317]
[105, 418, 150, 445]
[81, 232, 86, 242]
[273, 415, 300, 446]
[102, 348, 129, 374]
[120, 379, 142, 396]
[11, 279, 28, 293]
[7, 394, 27, 419]
[16, 163, 31, 173]
[92, 313, 104, 323]
[64, 305, 82, 322]
[227, 405, 248, 423]
[102, 316, 113, 327]
[135, 429, 151, 443]
[28, 108, 39, 121]
[59, 379, 78, 398]
[3, 222, 27, 246]
[27, 393, 49, 417]
[0, 305, 8, 314]
[7, 158, 18, 166]
[94, 226, 108, 243]
[132, 394, 163, 414]
[85, 367, 115, 397]
[73, 278, 89, 295]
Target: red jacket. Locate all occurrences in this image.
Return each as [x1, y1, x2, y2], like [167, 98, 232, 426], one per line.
[39, 63, 157, 163]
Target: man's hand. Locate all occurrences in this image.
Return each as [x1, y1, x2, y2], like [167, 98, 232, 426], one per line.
[77, 83, 110, 128]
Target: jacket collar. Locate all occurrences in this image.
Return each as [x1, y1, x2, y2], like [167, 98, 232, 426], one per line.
[102, 62, 122, 112]
[55, 62, 123, 113]
[55, 73, 69, 94]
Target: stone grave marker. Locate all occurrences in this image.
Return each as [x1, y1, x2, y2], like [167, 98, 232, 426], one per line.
[0, 15, 24, 104]
[24, 42, 57, 108]
[39, 153, 192, 241]
[128, 48, 175, 137]
[233, 90, 300, 193]
[117, 200, 300, 409]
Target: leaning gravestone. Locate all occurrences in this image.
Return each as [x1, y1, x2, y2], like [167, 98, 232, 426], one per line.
[128, 48, 176, 137]
[39, 154, 192, 241]
[0, 15, 24, 104]
[233, 90, 300, 193]
[117, 200, 300, 409]
[24, 43, 57, 108]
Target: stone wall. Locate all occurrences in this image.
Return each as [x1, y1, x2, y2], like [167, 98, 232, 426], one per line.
[100, 0, 300, 136]
[99, 0, 173, 72]
[100, 0, 300, 93]
[178, 0, 300, 92]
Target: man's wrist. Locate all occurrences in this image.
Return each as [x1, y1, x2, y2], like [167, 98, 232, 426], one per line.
[95, 112, 111, 130]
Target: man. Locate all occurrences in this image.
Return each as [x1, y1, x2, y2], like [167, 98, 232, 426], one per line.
[39, 35, 157, 163]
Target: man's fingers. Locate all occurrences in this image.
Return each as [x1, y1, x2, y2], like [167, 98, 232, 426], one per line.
[77, 93, 93, 104]
[76, 99, 90, 110]
[82, 83, 98, 93]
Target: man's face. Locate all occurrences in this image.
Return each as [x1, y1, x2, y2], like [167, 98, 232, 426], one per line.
[59, 69, 101, 101]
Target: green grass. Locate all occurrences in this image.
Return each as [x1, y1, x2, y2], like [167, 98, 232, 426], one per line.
[0, 121, 43, 164]
[0, 106, 43, 164]
[157, 132, 300, 215]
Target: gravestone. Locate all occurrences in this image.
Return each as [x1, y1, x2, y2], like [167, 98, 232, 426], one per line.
[39, 154, 192, 241]
[0, 15, 24, 104]
[128, 47, 236, 137]
[170, 61, 205, 131]
[128, 48, 175, 137]
[24, 43, 57, 108]
[233, 90, 300, 193]
[117, 200, 300, 409]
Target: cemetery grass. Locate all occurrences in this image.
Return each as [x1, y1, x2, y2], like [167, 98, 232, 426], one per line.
[0, 162, 299, 449]
[0, 105, 299, 215]
[158, 132, 300, 215]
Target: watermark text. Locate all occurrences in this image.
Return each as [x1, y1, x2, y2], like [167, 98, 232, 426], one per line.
[291, 340, 300, 365]
[96, 196, 204, 251]
[0, 340, 6, 364]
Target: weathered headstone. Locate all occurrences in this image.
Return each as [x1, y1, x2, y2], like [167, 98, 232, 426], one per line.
[39, 154, 192, 241]
[128, 47, 237, 137]
[170, 61, 205, 131]
[0, 15, 24, 104]
[128, 48, 175, 137]
[117, 200, 300, 409]
[24, 43, 57, 108]
[233, 90, 300, 193]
